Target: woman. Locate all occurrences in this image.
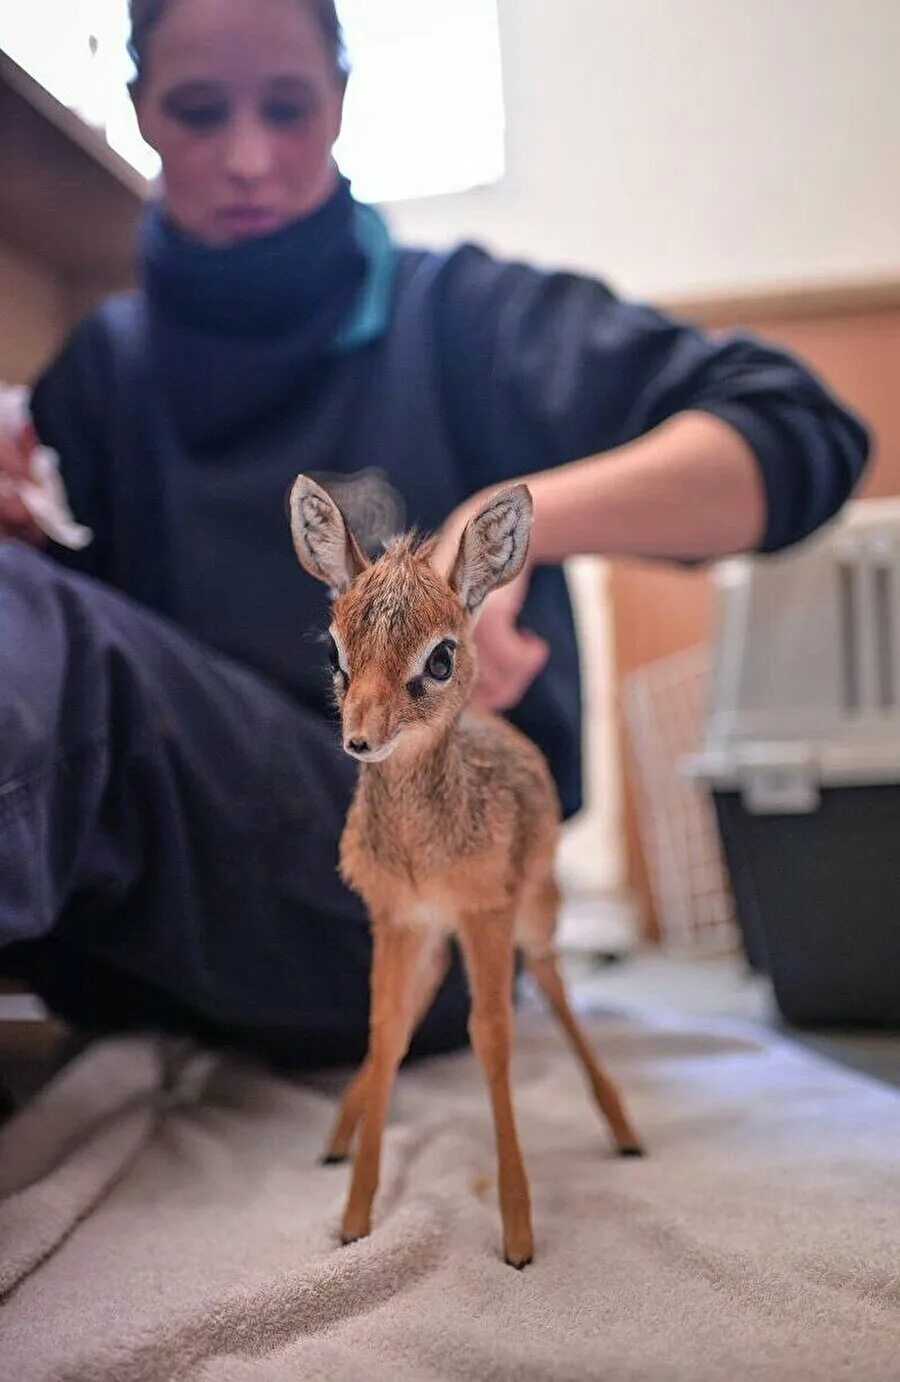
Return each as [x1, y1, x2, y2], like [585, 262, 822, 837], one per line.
[0, 0, 867, 1065]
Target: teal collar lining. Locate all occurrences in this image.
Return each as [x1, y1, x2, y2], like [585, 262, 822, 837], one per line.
[333, 203, 397, 353]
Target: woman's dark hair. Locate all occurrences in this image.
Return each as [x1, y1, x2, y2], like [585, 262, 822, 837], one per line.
[128, 0, 350, 82]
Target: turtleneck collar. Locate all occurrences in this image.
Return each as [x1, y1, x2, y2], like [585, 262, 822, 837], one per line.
[139, 177, 394, 448]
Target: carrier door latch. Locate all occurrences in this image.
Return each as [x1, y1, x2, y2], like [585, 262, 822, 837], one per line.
[739, 743, 820, 815]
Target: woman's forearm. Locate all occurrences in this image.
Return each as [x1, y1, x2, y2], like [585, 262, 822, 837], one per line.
[524, 411, 766, 564]
[432, 410, 770, 714]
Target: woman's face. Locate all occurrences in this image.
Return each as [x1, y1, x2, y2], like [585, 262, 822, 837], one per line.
[133, 0, 345, 244]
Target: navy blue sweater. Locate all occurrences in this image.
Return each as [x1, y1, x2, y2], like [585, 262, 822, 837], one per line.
[31, 232, 869, 817]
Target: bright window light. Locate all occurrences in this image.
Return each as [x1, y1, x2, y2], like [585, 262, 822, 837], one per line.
[336, 0, 505, 202]
[0, 0, 505, 203]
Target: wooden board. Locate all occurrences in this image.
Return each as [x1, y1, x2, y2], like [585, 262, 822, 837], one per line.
[0, 51, 145, 285]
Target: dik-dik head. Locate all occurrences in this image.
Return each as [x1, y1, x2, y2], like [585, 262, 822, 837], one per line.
[289, 476, 533, 763]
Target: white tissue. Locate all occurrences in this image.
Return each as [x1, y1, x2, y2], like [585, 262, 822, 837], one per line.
[0, 383, 93, 550]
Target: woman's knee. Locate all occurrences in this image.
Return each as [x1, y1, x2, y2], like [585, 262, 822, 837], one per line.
[0, 542, 79, 636]
[0, 545, 86, 772]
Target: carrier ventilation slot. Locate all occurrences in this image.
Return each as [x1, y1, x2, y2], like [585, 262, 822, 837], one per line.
[874, 561, 896, 709]
[837, 561, 859, 712]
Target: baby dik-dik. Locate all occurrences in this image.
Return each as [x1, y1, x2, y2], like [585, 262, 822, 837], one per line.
[289, 474, 643, 1268]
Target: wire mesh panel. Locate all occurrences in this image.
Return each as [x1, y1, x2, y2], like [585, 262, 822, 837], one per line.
[622, 646, 738, 955]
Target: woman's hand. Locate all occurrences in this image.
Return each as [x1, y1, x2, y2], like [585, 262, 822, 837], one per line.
[468, 564, 549, 713]
[0, 421, 45, 545]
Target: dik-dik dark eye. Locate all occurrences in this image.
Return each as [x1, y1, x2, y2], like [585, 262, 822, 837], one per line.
[425, 639, 456, 681]
[327, 634, 348, 685]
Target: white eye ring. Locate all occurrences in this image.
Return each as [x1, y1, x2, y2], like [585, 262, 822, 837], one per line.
[328, 626, 350, 676]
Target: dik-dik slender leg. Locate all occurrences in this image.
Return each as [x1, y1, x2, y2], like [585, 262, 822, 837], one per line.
[519, 871, 643, 1153]
[458, 910, 533, 1269]
[525, 950, 644, 1155]
[323, 938, 451, 1164]
[340, 922, 429, 1245]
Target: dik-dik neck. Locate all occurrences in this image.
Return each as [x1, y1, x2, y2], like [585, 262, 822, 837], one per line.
[361, 716, 468, 811]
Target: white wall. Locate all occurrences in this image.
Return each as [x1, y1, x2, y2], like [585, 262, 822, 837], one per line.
[553, 557, 623, 900]
[383, 0, 900, 298]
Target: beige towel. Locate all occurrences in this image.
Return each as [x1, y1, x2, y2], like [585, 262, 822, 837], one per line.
[1, 1013, 898, 1381]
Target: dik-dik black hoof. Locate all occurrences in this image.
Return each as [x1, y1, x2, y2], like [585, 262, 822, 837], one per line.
[618, 1144, 646, 1158]
[320, 1152, 349, 1166]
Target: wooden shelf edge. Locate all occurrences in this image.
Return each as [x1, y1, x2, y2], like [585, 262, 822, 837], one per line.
[0, 49, 149, 200]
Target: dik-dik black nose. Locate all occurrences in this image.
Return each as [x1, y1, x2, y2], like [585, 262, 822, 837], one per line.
[347, 737, 369, 755]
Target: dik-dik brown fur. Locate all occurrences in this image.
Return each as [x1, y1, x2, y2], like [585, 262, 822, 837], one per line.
[290, 474, 642, 1268]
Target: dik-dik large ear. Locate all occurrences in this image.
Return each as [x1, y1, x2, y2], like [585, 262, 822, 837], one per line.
[451, 484, 533, 618]
[289, 474, 370, 593]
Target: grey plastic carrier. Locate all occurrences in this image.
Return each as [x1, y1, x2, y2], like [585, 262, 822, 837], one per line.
[685, 499, 900, 1025]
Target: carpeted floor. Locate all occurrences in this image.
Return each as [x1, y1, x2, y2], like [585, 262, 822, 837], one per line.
[564, 951, 900, 1088]
[1, 1009, 898, 1381]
